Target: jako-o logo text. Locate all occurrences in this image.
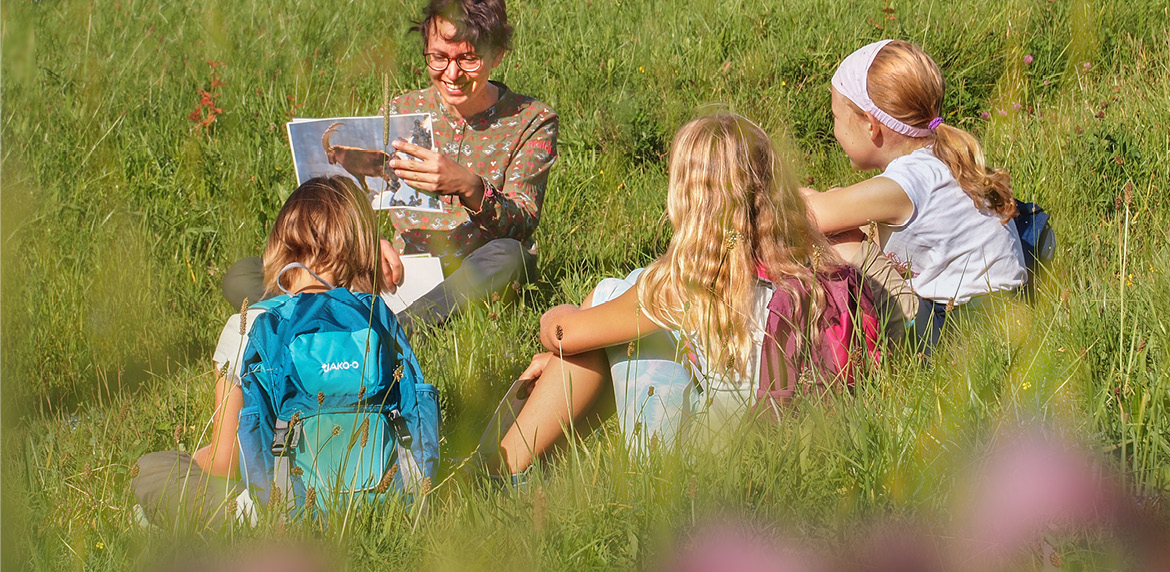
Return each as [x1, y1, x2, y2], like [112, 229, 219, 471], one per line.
[321, 361, 362, 374]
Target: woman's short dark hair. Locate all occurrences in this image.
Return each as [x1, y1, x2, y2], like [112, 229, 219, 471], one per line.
[415, 0, 513, 57]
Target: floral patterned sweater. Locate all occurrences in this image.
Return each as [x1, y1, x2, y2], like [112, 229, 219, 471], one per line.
[385, 82, 558, 265]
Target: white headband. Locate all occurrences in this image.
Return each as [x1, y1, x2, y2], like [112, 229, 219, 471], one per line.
[831, 39, 933, 138]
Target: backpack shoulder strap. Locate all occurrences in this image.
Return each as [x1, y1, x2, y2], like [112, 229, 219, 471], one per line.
[757, 277, 809, 410]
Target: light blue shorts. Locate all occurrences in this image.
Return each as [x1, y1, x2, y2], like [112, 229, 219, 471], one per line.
[590, 269, 700, 454]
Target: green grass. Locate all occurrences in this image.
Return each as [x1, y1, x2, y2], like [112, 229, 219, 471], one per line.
[2, 0, 1169, 569]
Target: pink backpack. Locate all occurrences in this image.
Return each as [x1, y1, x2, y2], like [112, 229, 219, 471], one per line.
[756, 265, 881, 412]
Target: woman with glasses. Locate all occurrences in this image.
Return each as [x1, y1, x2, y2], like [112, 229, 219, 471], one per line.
[381, 0, 559, 334]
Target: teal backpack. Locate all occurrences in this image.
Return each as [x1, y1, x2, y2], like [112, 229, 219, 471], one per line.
[237, 265, 439, 517]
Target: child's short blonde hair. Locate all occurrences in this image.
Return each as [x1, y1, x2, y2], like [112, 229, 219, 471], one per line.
[262, 176, 380, 296]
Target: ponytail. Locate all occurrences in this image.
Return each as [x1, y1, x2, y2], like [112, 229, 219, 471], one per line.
[932, 123, 1017, 222]
[865, 40, 1017, 222]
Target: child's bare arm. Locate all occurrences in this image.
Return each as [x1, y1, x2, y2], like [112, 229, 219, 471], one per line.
[804, 176, 914, 235]
[192, 372, 242, 478]
[538, 286, 662, 355]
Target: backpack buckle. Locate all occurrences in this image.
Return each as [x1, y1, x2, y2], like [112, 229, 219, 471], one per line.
[388, 410, 413, 449]
[272, 417, 302, 456]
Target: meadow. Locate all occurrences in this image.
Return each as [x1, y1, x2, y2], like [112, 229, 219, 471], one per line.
[2, 0, 1169, 569]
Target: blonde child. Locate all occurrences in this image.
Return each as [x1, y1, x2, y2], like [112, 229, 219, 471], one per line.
[489, 113, 837, 478]
[131, 176, 397, 528]
[805, 39, 1026, 349]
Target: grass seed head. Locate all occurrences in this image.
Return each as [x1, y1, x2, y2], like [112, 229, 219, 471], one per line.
[377, 464, 399, 494]
[1124, 181, 1134, 205]
[317, 392, 325, 406]
[688, 475, 698, 500]
[627, 341, 636, 358]
[360, 418, 370, 447]
[128, 463, 140, 479]
[268, 482, 282, 511]
[332, 425, 342, 437]
[724, 230, 739, 251]
[239, 297, 250, 335]
[394, 365, 404, 383]
[420, 477, 432, 497]
[304, 487, 316, 508]
[1048, 548, 1062, 568]
[555, 324, 563, 341]
[647, 385, 655, 397]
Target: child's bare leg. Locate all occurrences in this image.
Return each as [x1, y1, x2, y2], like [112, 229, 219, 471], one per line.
[496, 349, 611, 475]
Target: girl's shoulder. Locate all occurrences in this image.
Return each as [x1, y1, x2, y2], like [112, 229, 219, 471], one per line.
[884, 147, 949, 178]
[880, 147, 953, 205]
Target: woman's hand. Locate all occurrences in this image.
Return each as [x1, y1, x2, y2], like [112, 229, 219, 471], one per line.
[389, 140, 485, 210]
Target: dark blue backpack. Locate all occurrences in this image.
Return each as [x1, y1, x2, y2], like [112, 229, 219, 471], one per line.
[1013, 200, 1056, 291]
[237, 282, 439, 517]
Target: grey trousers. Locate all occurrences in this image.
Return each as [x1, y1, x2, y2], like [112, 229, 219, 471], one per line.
[222, 238, 537, 336]
[130, 451, 245, 530]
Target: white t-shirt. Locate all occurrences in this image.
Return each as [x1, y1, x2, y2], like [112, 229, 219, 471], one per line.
[211, 307, 274, 385]
[689, 279, 774, 398]
[879, 148, 1026, 304]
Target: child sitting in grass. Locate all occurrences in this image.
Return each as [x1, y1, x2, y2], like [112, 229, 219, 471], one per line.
[131, 176, 400, 529]
[804, 40, 1026, 351]
[488, 113, 839, 479]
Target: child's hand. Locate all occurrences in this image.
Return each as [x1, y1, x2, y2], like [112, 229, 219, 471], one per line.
[517, 352, 553, 394]
[379, 238, 405, 293]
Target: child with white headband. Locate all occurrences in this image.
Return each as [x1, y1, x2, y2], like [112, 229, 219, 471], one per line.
[805, 39, 1026, 352]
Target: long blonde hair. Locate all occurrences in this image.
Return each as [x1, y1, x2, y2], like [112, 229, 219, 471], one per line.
[637, 114, 835, 379]
[262, 176, 380, 296]
[866, 40, 1016, 221]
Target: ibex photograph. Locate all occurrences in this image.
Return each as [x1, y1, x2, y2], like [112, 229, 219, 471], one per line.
[287, 114, 440, 211]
